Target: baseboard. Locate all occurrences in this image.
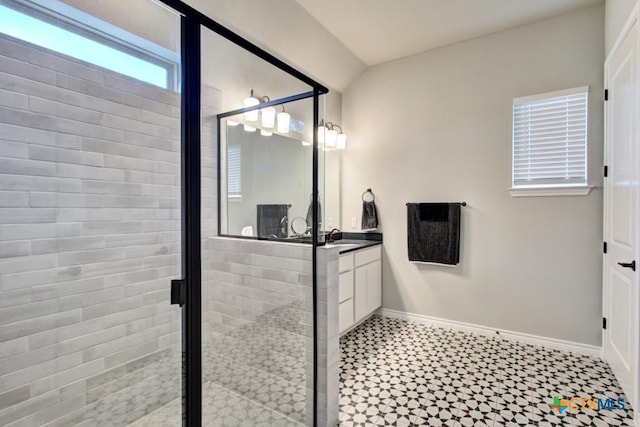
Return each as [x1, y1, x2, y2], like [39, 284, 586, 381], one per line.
[380, 308, 603, 358]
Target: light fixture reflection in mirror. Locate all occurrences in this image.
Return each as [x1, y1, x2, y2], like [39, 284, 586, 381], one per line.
[277, 108, 290, 133]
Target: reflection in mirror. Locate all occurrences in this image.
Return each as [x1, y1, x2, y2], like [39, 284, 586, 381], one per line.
[219, 95, 339, 241]
[221, 114, 314, 240]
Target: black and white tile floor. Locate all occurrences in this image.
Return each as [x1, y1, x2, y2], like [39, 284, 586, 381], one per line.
[339, 315, 636, 427]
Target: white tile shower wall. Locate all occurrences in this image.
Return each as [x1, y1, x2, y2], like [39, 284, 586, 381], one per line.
[203, 237, 338, 426]
[0, 34, 223, 426]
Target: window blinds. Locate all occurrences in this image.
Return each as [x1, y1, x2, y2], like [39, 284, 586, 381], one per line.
[227, 145, 241, 197]
[512, 86, 588, 188]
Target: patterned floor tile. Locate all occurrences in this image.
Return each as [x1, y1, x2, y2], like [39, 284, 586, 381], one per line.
[339, 315, 635, 427]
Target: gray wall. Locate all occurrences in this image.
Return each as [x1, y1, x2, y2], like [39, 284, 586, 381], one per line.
[341, 5, 605, 346]
[605, 0, 637, 54]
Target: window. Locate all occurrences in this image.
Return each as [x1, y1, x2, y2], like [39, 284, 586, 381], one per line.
[0, 0, 178, 90]
[227, 145, 241, 199]
[511, 86, 591, 196]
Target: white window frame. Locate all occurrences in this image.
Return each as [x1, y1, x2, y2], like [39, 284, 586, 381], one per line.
[227, 145, 242, 201]
[1, 0, 179, 90]
[509, 86, 593, 197]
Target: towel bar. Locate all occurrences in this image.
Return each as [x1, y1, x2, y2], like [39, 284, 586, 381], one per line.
[405, 201, 467, 206]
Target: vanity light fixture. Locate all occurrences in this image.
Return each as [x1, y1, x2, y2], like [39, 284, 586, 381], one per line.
[241, 90, 291, 135]
[243, 89, 259, 122]
[318, 121, 347, 150]
[277, 105, 290, 133]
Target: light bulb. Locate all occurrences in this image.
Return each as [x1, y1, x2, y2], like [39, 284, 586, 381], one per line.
[301, 140, 312, 146]
[336, 133, 347, 150]
[244, 124, 256, 132]
[277, 112, 290, 133]
[317, 125, 326, 145]
[227, 120, 239, 126]
[261, 106, 275, 129]
[260, 129, 272, 136]
[326, 129, 337, 148]
[243, 96, 259, 122]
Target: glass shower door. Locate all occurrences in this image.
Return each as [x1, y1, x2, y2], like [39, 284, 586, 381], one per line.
[199, 24, 321, 426]
[0, 1, 185, 425]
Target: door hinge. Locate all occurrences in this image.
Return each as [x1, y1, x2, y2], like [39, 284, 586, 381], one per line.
[603, 242, 607, 254]
[604, 89, 609, 101]
[170, 279, 186, 307]
[602, 317, 607, 330]
[604, 165, 608, 177]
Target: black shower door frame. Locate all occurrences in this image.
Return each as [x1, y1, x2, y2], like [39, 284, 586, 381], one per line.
[156, 1, 328, 426]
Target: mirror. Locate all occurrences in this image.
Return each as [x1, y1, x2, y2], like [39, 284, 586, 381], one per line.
[291, 217, 307, 235]
[220, 115, 340, 240]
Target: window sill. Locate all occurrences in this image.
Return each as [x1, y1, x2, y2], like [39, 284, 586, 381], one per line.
[509, 186, 594, 197]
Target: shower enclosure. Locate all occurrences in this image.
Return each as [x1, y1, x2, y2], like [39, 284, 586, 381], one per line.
[0, 0, 328, 425]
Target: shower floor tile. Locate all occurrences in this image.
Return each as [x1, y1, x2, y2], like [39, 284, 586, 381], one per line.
[339, 315, 636, 426]
[129, 381, 303, 427]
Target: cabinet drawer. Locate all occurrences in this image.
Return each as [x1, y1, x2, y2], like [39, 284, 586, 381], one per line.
[339, 270, 353, 302]
[355, 245, 381, 267]
[339, 299, 354, 334]
[339, 253, 354, 273]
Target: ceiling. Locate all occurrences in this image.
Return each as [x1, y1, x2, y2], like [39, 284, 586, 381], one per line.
[295, 0, 603, 66]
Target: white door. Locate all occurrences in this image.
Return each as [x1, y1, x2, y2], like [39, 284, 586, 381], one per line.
[604, 19, 639, 414]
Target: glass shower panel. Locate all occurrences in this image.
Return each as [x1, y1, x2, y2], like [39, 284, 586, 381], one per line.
[200, 25, 317, 426]
[0, 1, 183, 425]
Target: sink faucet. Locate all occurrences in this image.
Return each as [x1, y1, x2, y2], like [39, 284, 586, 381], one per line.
[327, 228, 341, 243]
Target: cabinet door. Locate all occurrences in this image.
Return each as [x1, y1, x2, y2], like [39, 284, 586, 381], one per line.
[354, 266, 368, 322]
[339, 300, 354, 334]
[339, 270, 354, 303]
[365, 260, 381, 313]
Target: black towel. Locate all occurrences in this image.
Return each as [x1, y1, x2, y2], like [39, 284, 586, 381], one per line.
[407, 203, 461, 265]
[305, 200, 322, 230]
[361, 201, 378, 230]
[257, 204, 289, 238]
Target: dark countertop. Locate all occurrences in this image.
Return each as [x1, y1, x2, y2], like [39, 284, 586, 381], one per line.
[321, 232, 383, 254]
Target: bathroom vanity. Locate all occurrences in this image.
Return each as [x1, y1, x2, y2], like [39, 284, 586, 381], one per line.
[339, 245, 381, 334]
[325, 234, 382, 335]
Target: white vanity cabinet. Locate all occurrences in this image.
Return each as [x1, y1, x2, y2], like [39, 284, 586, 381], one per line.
[338, 245, 382, 335]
